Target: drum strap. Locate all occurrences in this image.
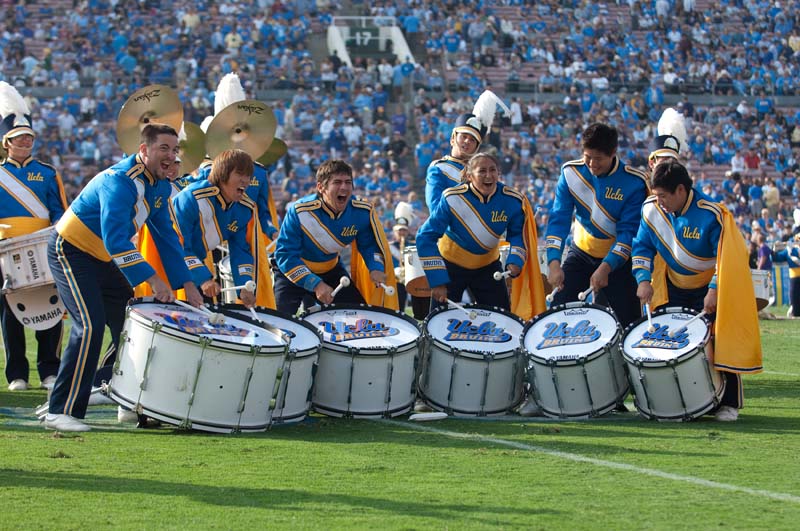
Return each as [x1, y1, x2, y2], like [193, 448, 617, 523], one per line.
[564, 166, 616, 238]
[0, 166, 49, 219]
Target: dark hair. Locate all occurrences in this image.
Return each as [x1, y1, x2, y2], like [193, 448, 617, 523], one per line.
[140, 123, 178, 146]
[208, 149, 254, 186]
[316, 159, 353, 187]
[651, 159, 693, 193]
[461, 152, 499, 182]
[581, 123, 618, 155]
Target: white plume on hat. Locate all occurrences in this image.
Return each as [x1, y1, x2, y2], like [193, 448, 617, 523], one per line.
[200, 73, 247, 133]
[656, 107, 687, 155]
[470, 90, 511, 138]
[0, 81, 34, 145]
[395, 202, 415, 225]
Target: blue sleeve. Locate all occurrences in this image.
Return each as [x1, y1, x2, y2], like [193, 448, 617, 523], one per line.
[354, 208, 384, 272]
[171, 193, 212, 287]
[631, 214, 657, 285]
[708, 216, 722, 290]
[47, 169, 67, 222]
[504, 199, 526, 270]
[228, 212, 255, 293]
[415, 198, 452, 288]
[274, 205, 321, 291]
[544, 169, 574, 265]
[425, 163, 446, 213]
[604, 179, 647, 271]
[254, 179, 279, 239]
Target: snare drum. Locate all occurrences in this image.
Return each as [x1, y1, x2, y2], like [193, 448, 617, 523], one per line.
[109, 299, 289, 433]
[225, 305, 321, 424]
[0, 227, 55, 291]
[751, 269, 772, 310]
[403, 246, 431, 297]
[522, 302, 628, 418]
[621, 307, 725, 421]
[218, 256, 236, 304]
[420, 305, 525, 416]
[303, 304, 420, 418]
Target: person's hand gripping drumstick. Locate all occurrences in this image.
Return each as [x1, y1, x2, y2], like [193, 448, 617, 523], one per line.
[220, 280, 257, 308]
[545, 286, 560, 304]
[447, 298, 477, 320]
[670, 310, 707, 337]
[174, 300, 226, 325]
[314, 276, 350, 305]
[379, 282, 395, 295]
[577, 286, 594, 301]
[644, 303, 655, 333]
[493, 263, 520, 281]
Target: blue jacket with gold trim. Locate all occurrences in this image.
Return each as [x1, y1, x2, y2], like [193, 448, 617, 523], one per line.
[197, 160, 278, 239]
[545, 157, 648, 271]
[55, 154, 191, 289]
[425, 156, 466, 212]
[274, 193, 385, 291]
[172, 179, 255, 288]
[631, 189, 721, 289]
[416, 181, 527, 288]
[0, 156, 67, 239]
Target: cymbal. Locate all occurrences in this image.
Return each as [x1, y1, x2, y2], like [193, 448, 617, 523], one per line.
[256, 137, 288, 167]
[205, 100, 275, 160]
[177, 122, 206, 176]
[116, 85, 183, 154]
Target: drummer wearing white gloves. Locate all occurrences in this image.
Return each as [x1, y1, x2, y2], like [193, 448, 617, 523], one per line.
[0, 83, 67, 392]
[631, 160, 762, 422]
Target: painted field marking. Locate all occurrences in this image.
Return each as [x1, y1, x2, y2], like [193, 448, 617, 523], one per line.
[762, 370, 799, 377]
[382, 420, 800, 505]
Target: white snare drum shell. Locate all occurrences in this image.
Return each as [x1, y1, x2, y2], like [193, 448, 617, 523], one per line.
[523, 305, 619, 363]
[0, 227, 55, 291]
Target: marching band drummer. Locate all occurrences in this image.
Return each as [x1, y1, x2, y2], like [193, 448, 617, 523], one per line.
[43, 124, 204, 432]
[632, 160, 763, 422]
[545, 122, 649, 328]
[773, 233, 800, 318]
[171, 149, 272, 309]
[0, 82, 67, 392]
[272, 159, 398, 316]
[416, 152, 545, 316]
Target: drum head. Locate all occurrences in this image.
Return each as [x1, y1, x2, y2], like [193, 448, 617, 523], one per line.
[130, 301, 286, 347]
[6, 284, 65, 331]
[225, 305, 321, 352]
[303, 304, 420, 349]
[425, 305, 524, 354]
[523, 304, 618, 361]
[622, 310, 708, 361]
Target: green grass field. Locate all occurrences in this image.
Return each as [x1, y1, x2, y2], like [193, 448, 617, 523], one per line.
[2, 314, 799, 530]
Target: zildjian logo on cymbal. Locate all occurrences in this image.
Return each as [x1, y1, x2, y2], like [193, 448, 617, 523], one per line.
[237, 103, 264, 115]
[133, 89, 161, 103]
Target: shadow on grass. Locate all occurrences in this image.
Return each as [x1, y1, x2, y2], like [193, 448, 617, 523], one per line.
[0, 467, 559, 523]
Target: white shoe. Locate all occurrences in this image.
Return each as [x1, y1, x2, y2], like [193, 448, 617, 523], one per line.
[88, 388, 114, 406]
[414, 399, 433, 413]
[40, 375, 57, 389]
[117, 406, 139, 423]
[44, 413, 91, 432]
[715, 406, 739, 422]
[517, 397, 544, 417]
[8, 379, 28, 391]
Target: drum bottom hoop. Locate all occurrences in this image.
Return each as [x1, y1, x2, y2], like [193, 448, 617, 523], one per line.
[110, 389, 274, 433]
[538, 397, 621, 420]
[419, 392, 522, 417]
[633, 379, 726, 421]
[312, 401, 413, 419]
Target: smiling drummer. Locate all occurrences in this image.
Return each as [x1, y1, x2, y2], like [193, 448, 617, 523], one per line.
[632, 160, 763, 422]
[272, 159, 398, 316]
[0, 82, 67, 393]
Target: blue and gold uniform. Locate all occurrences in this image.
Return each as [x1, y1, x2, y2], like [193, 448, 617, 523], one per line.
[172, 179, 256, 294]
[772, 240, 800, 317]
[0, 155, 67, 387]
[273, 193, 387, 315]
[48, 154, 193, 420]
[545, 157, 648, 326]
[425, 156, 465, 212]
[416, 181, 527, 310]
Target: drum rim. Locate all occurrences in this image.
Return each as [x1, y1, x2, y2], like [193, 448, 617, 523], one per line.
[423, 303, 526, 357]
[0, 226, 54, 250]
[521, 302, 622, 364]
[219, 303, 323, 358]
[620, 306, 711, 366]
[127, 298, 289, 354]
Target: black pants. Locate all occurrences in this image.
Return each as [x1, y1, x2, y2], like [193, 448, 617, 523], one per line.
[790, 277, 799, 317]
[1, 289, 62, 384]
[657, 279, 742, 409]
[551, 245, 640, 327]
[273, 264, 364, 316]
[431, 259, 509, 313]
[396, 282, 431, 320]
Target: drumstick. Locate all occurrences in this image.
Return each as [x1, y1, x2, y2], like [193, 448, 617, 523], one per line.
[493, 270, 512, 281]
[215, 245, 229, 254]
[0, 223, 10, 229]
[546, 286, 560, 303]
[249, 307, 262, 322]
[330, 276, 350, 298]
[577, 286, 593, 301]
[219, 280, 257, 293]
[174, 300, 226, 325]
[447, 298, 477, 320]
[379, 282, 395, 295]
[670, 310, 707, 337]
[645, 303, 655, 333]
[265, 239, 277, 255]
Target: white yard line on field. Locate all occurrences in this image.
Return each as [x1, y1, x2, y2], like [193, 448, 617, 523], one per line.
[382, 420, 800, 505]
[762, 370, 800, 377]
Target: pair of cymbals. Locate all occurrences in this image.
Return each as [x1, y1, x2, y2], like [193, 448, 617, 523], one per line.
[116, 84, 183, 154]
[205, 99, 277, 160]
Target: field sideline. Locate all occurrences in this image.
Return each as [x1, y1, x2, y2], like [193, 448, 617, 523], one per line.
[1, 315, 799, 529]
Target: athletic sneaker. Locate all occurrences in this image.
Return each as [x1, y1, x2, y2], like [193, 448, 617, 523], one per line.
[8, 379, 28, 391]
[44, 413, 91, 432]
[517, 397, 544, 417]
[715, 406, 739, 422]
[117, 406, 138, 423]
[414, 399, 433, 413]
[40, 375, 57, 389]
